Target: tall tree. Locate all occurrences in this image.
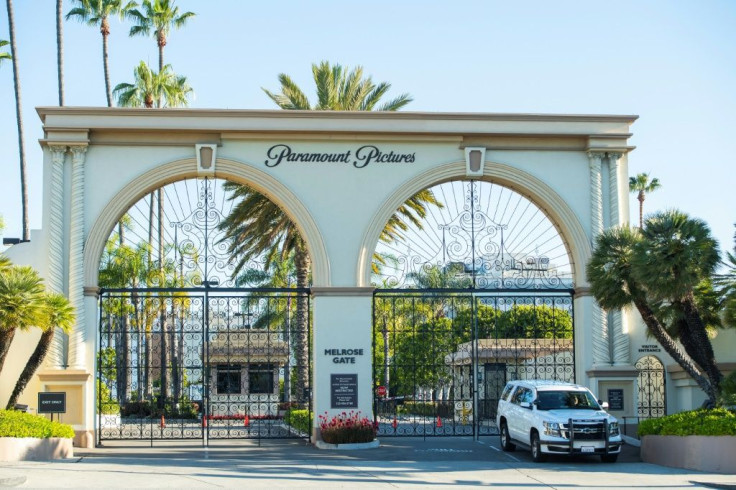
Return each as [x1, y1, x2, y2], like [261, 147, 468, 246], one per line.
[0, 265, 47, 375]
[629, 172, 661, 228]
[56, 0, 65, 105]
[66, 0, 137, 107]
[129, 0, 194, 71]
[6, 293, 75, 409]
[5, 1, 29, 241]
[220, 62, 433, 403]
[263, 61, 412, 111]
[587, 211, 724, 406]
[113, 61, 192, 108]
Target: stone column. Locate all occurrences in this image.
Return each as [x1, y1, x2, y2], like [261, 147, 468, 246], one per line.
[588, 151, 609, 365]
[608, 152, 630, 366]
[47, 145, 68, 369]
[68, 145, 88, 370]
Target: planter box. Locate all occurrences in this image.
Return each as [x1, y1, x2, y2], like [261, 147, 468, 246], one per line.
[315, 439, 380, 450]
[641, 435, 736, 474]
[0, 437, 73, 461]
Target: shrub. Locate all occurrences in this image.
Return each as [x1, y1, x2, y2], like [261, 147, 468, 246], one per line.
[638, 408, 736, 437]
[318, 411, 376, 445]
[284, 409, 312, 434]
[0, 410, 75, 439]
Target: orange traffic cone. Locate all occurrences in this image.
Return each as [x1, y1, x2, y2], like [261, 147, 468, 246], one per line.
[160, 415, 166, 428]
[392, 417, 398, 429]
[244, 415, 250, 427]
[436, 416, 442, 428]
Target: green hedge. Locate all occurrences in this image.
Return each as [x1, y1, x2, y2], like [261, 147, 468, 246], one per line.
[284, 409, 312, 434]
[0, 410, 75, 439]
[638, 408, 736, 437]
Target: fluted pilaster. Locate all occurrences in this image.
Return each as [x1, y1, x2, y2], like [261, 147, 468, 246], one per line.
[588, 151, 609, 365]
[47, 145, 67, 369]
[68, 145, 87, 369]
[608, 152, 629, 365]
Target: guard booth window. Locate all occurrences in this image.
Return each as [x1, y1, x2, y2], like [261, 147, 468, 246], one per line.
[249, 364, 275, 394]
[217, 365, 242, 395]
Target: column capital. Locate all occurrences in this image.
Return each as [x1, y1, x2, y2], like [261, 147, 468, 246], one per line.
[48, 145, 68, 159]
[70, 145, 88, 162]
[587, 151, 605, 166]
[607, 151, 623, 163]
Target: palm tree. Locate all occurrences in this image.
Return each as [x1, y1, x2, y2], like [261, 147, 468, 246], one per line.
[57, 0, 65, 105]
[5, 1, 29, 242]
[129, 0, 194, 72]
[113, 61, 192, 108]
[218, 182, 311, 402]
[629, 173, 661, 228]
[6, 293, 75, 409]
[263, 61, 412, 111]
[0, 265, 47, 375]
[220, 63, 433, 404]
[0, 39, 10, 65]
[66, 0, 137, 107]
[632, 210, 722, 394]
[586, 217, 721, 406]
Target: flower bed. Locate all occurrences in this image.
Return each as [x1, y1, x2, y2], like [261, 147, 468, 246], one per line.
[318, 411, 376, 445]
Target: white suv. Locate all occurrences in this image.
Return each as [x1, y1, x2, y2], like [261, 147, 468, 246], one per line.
[496, 380, 622, 462]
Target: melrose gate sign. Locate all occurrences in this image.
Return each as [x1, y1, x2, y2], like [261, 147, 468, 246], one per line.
[264, 144, 416, 167]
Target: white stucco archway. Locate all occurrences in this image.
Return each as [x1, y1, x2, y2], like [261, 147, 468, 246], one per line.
[357, 160, 590, 289]
[83, 157, 331, 290]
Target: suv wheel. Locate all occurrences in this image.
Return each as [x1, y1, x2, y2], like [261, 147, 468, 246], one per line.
[530, 431, 545, 462]
[500, 422, 515, 452]
[601, 453, 618, 463]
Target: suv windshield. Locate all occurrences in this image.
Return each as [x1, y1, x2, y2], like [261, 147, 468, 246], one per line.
[535, 390, 600, 410]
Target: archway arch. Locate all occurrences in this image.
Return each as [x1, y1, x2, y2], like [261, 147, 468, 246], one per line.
[358, 161, 590, 289]
[84, 157, 330, 289]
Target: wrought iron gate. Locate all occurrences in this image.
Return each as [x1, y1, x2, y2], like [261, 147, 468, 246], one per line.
[371, 179, 576, 437]
[636, 355, 666, 419]
[372, 291, 574, 437]
[97, 288, 311, 444]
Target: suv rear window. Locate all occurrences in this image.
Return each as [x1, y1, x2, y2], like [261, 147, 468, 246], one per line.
[500, 384, 515, 401]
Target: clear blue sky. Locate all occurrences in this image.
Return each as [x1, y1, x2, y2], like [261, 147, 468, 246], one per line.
[1, 0, 734, 253]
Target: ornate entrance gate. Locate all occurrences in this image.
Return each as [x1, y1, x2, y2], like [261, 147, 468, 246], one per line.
[636, 355, 666, 419]
[372, 180, 575, 437]
[98, 289, 310, 444]
[96, 178, 312, 444]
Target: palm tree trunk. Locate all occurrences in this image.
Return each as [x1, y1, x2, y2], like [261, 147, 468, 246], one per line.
[631, 293, 717, 405]
[6, 0, 29, 241]
[101, 19, 112, 107]
[638, 192, 645, 228]
[0, 328, 17, 374]
[6, 329, 54, 409]
[56, 0, 64, 106]
[680, 295, 723, 394]
[294, 246, 310, 403]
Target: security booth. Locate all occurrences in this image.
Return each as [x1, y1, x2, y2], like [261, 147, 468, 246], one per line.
[207, 331, 289, 418]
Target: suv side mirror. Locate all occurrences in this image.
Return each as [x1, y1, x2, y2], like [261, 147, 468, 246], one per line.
[600, 401, 609, 410]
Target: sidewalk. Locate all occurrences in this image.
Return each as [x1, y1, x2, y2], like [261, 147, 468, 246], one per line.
[1, 438, 735, 489]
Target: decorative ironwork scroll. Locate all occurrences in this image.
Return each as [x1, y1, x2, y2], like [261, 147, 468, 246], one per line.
[374, 180, 574, 290]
